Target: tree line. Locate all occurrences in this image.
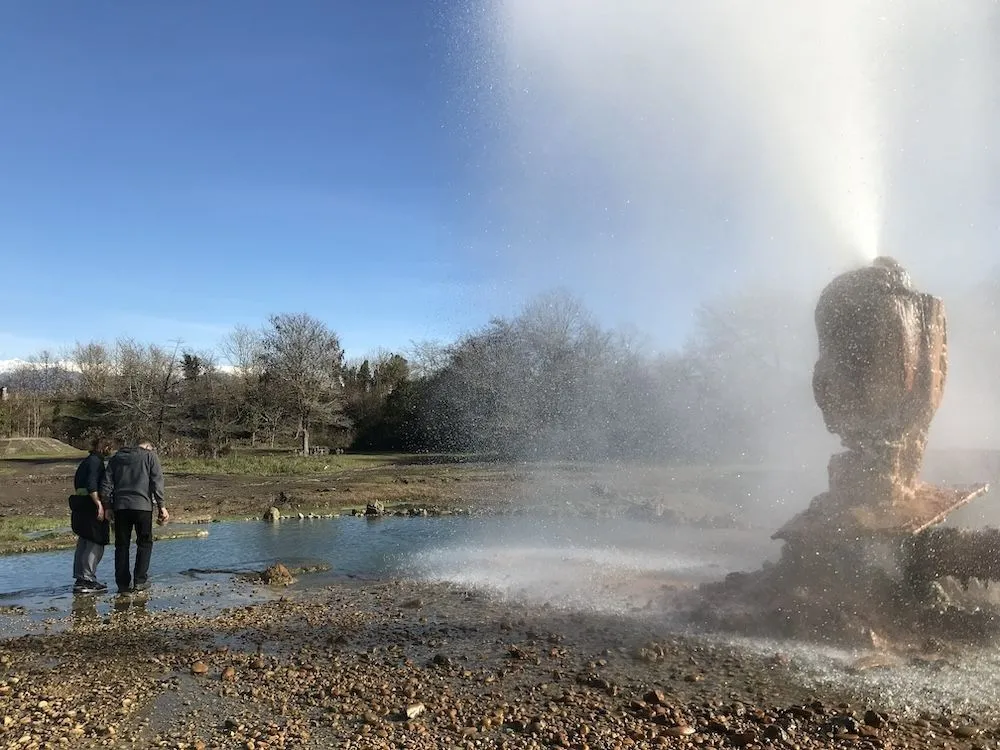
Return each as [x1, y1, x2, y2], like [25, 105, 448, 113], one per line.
[0, 289, 852, 463]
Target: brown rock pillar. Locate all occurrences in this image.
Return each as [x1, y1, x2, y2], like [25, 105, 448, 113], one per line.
[811, 257, 947, 508]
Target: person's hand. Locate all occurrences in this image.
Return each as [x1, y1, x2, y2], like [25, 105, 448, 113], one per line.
[96, 506, 105, 522]
[158, 508, 170, 525]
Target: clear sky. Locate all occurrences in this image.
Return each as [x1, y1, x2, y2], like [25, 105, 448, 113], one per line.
[0, 1, 516, 363]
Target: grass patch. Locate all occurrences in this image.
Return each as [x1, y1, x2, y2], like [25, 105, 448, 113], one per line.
[0, 534, 77, 555]
[163, 452, 402, 476]
[0, 520, 208, 555]
[0, 516, 67, 543]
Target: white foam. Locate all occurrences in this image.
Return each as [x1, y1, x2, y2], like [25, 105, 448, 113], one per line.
[411, 541, 725, 613]
[720, 634, 1000, 716]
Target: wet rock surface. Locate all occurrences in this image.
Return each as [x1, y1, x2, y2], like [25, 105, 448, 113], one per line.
[812, 256, 945, 479]
[1, 579, 997, 749]
[786, 256, 958, 540]
[705, 259, 996, 648]
[259, 563, 296, 586]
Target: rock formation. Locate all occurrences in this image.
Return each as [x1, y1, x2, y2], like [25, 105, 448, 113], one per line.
[775, 257, 983, 542]
[691, 258, 991, 645]
[812, 256, 946, 507]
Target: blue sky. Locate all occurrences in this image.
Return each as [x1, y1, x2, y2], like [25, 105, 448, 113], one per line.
[0, 1, 521, 362]
[3, 2, 996, 367]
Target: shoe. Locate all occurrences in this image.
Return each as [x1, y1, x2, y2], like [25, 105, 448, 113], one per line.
[73, 581, 101, 594]
[132, 581, 151, 592]
[92, 581, 108, 591]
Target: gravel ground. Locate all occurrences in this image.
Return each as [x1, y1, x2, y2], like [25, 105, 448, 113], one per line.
[2, 577, 999, 750]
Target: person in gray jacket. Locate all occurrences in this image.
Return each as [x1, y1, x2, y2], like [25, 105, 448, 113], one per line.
[101, 440, 170, 593]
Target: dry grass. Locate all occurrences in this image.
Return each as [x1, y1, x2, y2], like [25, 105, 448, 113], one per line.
[163, 452, 403, 476]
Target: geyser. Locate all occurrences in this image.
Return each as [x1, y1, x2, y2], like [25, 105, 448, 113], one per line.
[474, 0, 1000, 632]
[489, 0, 897, 282]
[694, 259, 998, 645]
[485, 0, 997, 317]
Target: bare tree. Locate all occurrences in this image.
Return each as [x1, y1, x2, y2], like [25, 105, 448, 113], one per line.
[153, 340, 183, 446]
[106, 338, 182, 443]
[417, 290, 668, 460]
[257, 374, 289, 448]
[407, 340, 450, 378]
[4, 369, 45, 438]
[220, 324, 267, 445]
[258, 313, 345, 454]
[179, 351, 240, 457]
[72, 341, 113, 399]
[220, 324, 263, 378]
[28, 350, 74, 398]
[1, 352, 73, 437]
[682, 286, 822, 463]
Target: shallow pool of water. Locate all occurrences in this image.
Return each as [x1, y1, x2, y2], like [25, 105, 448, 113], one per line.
[0, 514, 778, 617]
[8, 515, 1000, 716]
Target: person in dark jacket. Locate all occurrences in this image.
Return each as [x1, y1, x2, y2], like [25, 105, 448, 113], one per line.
[70, 437, 113, 594]
[100, 440, 169, 593]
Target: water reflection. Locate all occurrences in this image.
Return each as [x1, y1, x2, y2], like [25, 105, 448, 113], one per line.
[70, 594, 98, 627]
[113, 594, 147, 616]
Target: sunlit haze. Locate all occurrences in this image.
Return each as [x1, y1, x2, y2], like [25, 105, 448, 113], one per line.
[480, 0, 1000, 448]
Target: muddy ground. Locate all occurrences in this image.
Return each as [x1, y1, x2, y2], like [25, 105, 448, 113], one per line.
[0, 456, 816, 526]
[2, 456, 1000, 748]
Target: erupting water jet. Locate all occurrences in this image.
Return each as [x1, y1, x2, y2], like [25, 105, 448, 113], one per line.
[693, 258, 996, 644]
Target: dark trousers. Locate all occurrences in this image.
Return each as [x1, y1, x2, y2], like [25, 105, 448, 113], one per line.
[114, 509, 153, 589]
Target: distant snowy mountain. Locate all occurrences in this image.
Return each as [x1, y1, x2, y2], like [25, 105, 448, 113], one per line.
[0, 359, 66, 373]
[0, 358, 236, 375]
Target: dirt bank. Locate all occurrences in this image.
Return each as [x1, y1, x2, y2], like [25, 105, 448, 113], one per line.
[0, 456, 810, 524]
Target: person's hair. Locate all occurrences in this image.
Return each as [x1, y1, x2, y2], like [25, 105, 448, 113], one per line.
[137, 439, 155, 450]
[89, 436, 113, 454]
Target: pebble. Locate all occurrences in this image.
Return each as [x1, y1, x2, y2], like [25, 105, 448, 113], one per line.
[665, 724, 696, 736]
[406, 702, 425, 720]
